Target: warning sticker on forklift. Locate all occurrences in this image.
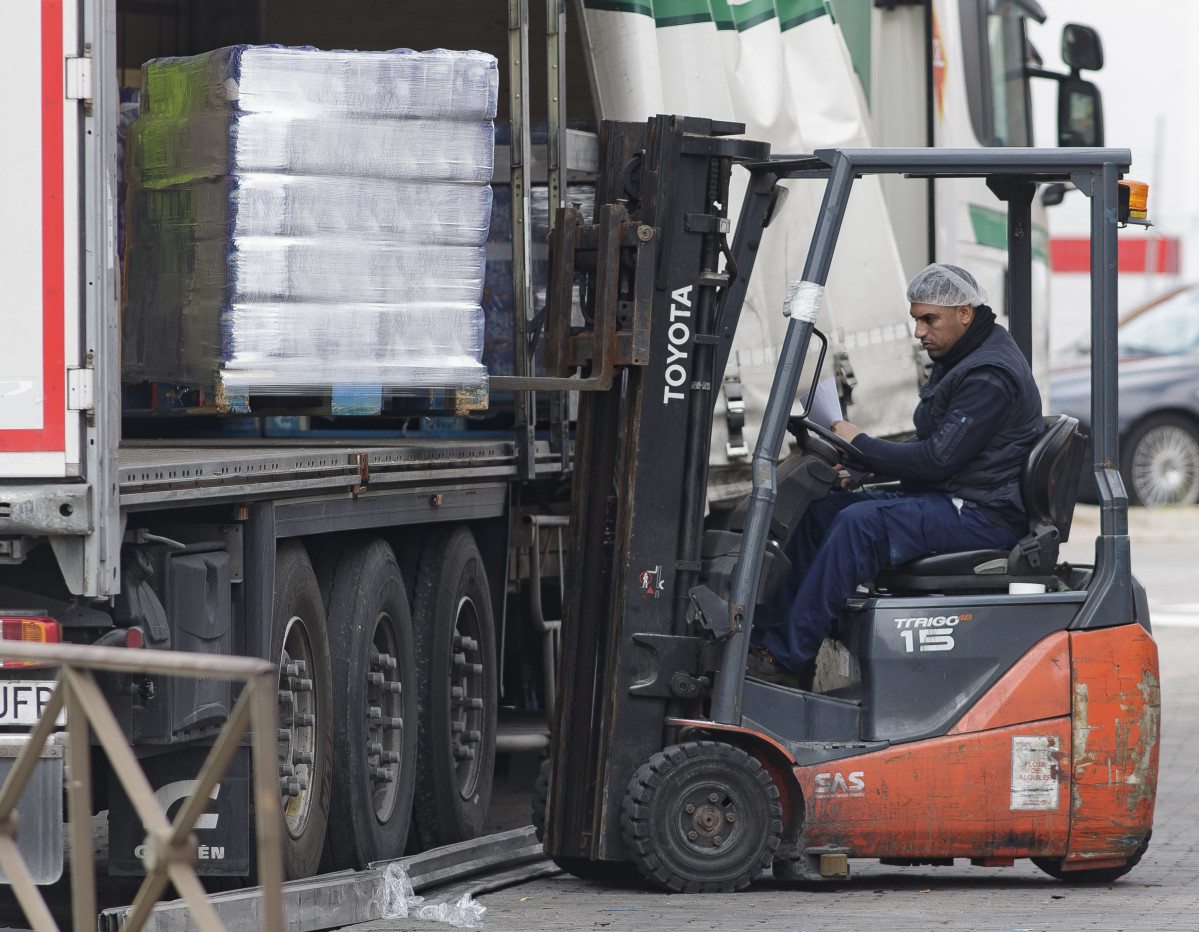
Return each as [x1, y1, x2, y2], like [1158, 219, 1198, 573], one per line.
[1010, 736, 1060, 810]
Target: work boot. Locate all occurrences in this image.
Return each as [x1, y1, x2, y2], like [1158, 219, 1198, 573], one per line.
[746, 644, 813, 691]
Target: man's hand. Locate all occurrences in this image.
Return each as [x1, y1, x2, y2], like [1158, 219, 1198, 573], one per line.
[830, 420, 861, 444]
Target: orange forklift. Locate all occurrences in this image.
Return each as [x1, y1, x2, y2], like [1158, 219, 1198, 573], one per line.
[535, 117, 1158, 891]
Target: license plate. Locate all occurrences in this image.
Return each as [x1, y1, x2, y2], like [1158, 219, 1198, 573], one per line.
[0, 681, 65, 726]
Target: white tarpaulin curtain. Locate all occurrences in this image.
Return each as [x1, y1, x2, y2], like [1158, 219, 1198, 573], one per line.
[575, 0, 920, 467]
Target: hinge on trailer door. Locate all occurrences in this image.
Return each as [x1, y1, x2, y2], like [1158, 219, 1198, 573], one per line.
[66, 50, 93, 112]
[68, 367, 95, 425]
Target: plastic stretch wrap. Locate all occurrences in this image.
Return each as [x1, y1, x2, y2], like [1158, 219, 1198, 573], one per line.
[127, 300, 485, 391]
[121, 45, 496, 402]
[128, 239, 486, 309]
[139, 46, 499, 121]
[126, 113, 495, 188]
[127, 176, 493, 246]
[529, 185, 596, 236]
[372, 862, 486, 928]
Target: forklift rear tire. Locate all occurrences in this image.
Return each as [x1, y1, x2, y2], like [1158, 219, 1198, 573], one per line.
[621, 741, 782, 893]
[272, 541, 333, 880]
[411, 525, 497, 849]
[1032, 830, 1150, 883]
[321, 536, 418, 869]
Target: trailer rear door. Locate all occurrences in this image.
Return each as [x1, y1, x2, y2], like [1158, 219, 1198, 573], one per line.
[0, 0, 83, 478]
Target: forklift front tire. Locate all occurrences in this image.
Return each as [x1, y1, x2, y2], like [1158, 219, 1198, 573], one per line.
[621, 741, 782, 893]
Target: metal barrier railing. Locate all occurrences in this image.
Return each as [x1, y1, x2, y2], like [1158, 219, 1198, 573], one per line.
[0, 640, 284, 932]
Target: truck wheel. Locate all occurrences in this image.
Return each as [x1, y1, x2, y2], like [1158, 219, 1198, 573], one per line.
[1121, 414, 1199, 506]
[1032, 831, 1150, 883]
[273, 541, 333, 880]
[622, 741, 781, 893]
[321, 537, 417, 869]
[411, 525, 497, 848]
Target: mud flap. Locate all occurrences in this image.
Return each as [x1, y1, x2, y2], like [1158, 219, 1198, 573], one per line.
[108, 745, 251, 876]
[0, 735, 65, 885]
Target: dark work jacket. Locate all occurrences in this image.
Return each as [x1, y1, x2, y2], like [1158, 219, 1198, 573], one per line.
[853, 325, 1043, 534]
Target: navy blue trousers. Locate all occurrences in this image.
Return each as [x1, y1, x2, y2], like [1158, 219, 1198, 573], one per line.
[753, 490, 1018, 671]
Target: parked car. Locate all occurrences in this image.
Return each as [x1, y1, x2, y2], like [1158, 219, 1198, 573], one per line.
[1051, 283, 1199, 506]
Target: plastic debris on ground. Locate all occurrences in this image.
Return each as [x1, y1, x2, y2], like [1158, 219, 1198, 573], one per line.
[416, 893, 487, 928]
[121, 45, 497, 405]
[375, 862, 487, 928]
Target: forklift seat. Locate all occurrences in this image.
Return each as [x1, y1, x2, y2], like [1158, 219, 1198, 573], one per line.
[874, 414, 1085, 593]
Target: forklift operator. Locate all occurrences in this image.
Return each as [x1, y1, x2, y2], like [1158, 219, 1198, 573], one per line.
[748, 263, 1044, 690]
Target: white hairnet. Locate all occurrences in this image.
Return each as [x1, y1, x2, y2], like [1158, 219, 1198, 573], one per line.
[906, 263, 988, 307]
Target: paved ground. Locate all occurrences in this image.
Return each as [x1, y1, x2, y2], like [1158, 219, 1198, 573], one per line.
[361, 504, 1199, 932]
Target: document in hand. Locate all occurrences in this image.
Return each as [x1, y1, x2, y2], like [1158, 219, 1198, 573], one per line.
[802, 377, 842, 429]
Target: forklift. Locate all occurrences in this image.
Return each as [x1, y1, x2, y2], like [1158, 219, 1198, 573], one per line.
[534, 116, 1159, 892]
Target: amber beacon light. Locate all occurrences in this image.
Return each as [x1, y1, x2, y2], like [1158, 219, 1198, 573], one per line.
[1119, 180, 1150, 225]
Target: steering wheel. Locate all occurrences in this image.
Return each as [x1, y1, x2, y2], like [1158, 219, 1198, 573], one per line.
[794, 417, 872, 473]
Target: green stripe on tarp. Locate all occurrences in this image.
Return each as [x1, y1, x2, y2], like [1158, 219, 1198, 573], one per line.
[827, 0, 870, 104]
[655, 0, 713, 25]
[969, 203, 1007, 251]
[1032, 224, 1049, 263]
[583, 0, 653, 15]
[708, 0, 736, 29]
[777, 0, 827, 31]
[730, 0, 776, 31]
[969, 204, 1049, 263]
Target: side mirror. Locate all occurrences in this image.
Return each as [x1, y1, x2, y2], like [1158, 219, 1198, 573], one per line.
[1061, 23, 1103, 72]
[1041, 183, 1068, 207]
[1057, 78, 1103, 147]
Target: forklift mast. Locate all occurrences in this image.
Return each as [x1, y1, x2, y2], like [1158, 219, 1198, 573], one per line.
[544, 116, 770, 862]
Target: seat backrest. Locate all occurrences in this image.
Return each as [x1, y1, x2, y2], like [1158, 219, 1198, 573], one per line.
[1020, 414, 1085, 543]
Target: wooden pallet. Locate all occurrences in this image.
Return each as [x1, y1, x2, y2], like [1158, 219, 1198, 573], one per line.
[122, 378, 490, 418]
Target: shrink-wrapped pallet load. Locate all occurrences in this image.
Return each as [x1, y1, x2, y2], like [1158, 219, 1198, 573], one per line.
[122, 45, 497, 409]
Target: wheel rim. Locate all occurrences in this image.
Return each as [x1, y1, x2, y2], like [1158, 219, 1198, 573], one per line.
[365, 611, 404, 824]
[450, 594, 486, 799]
[673, 782, 748, 859]
[1131, 424, 1199, 505]
[278, 615, 317, 838]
